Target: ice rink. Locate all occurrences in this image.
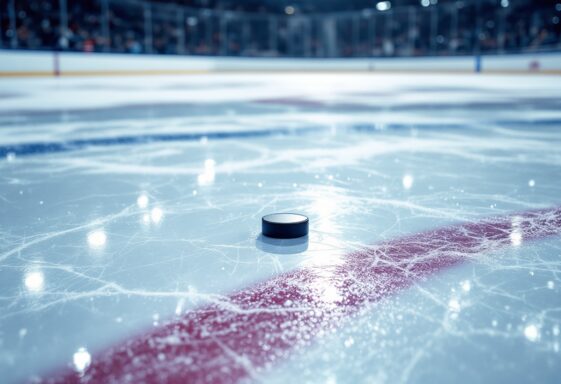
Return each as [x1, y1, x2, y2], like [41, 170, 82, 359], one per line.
[1, 73, 561, 383]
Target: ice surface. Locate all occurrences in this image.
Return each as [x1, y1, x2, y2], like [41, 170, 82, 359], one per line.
[0, 73, 560, 383]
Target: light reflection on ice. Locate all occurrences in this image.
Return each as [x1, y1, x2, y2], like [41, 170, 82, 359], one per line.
[87, 230, 107, 249]
[302, 185, 346, 265]
[448, 298, 461, 313]
[402, 174, 414, 190]
[175, 298, 186, 316]
[24, 270, 45, 293]
[197, 159, 216, 186]
[150, 207, 164, 224]
[142, 213, 151, 225]
[301, 185, 347, 306]
[136, 193, 149, 209]
[72, 347, 91, 374]
[510, 216, 523, 247]
[524, 324, 540, 342]
[510, 231, 523, 246]
[344, 336, 354, 348]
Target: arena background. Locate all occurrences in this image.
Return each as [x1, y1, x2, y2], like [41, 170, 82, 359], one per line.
[1, 0, 561, 75]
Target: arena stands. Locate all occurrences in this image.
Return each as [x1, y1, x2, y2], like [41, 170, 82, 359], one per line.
[0, 0, 560, 57]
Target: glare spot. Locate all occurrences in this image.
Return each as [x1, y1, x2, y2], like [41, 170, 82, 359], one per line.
[492, 320, 498, 327]
[524, 324, 540, 342]
[142, 213, 150, 225]
[186, 17, 198, 27]
[175, 299, 185, 315]
[528, 179, 535, 187]
[73, 347, 91, 373]
[87, 230, 107, 249]
[510, 217, 523, 246]
[510, 230, 522, 246]
[547, 281, 555, 289]
[192, 190, 198, 196]
[150, 207, 164, 224]
[19, 328, 27, 338]
[402, 174, 414, 190]
[257, 182, 263, 188]
[376, 1, 391, 11]
[461, 280, 471, 292]
[198, 159, 216, 186]
[153, 313, 160, 321]
[448, 298, 461, 313]
[501, 0, 509, 7]
[553, 325, 560, 336]
[136, 194, 149, 209]
[284, 5, 295, 15]
[344, 337, 355, 348]
[24, 271, 44, 293]
[421, 0, 430, 7]
[322, 285, 342, 304]
[153, 313, 160, 326]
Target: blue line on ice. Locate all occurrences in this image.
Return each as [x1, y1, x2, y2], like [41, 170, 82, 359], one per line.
[2, 119, 560, 158]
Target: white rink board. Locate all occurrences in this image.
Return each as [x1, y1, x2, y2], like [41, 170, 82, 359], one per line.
[1, 50, 561, 75]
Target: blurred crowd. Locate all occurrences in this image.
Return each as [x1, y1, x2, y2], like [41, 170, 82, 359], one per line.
[1, 0, 559, 57]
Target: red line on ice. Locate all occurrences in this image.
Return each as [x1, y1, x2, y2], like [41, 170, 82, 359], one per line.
[49, 207, 561, 383]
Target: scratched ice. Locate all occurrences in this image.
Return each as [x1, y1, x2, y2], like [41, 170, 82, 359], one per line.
[0, 74, 560, 383]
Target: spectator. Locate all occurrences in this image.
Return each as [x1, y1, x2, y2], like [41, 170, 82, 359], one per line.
[1, 0, 559, 57]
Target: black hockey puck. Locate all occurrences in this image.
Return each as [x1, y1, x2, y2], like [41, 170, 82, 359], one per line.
[262, 213, 309, 239]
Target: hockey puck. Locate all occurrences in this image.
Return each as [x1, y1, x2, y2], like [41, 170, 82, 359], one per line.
[262, 213, 309, 239]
